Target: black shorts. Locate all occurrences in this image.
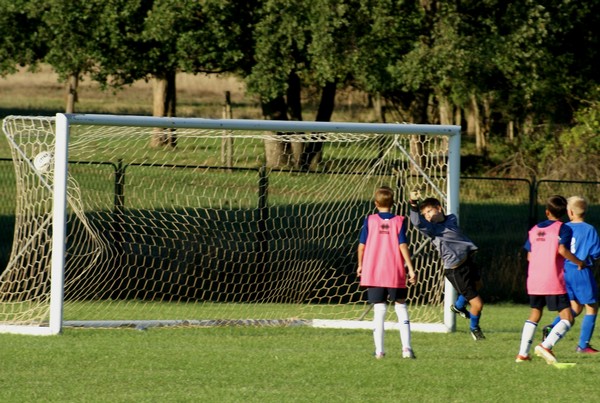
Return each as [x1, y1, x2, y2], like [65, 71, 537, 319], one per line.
[367, 287, 408, 304]
[444, 256, 481, 301]
[529, 294, 571, 311]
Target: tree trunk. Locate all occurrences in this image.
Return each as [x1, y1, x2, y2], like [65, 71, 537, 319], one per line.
[65, 74, 79, 113]
[299, 81, 336, 171]
[507, 120, 515, 143]
[221, 91, 234, 167]
[150, 72, 177, 148]
[454, 107, 462, 126]
[468, 94, 483, 152]
[438, 94, 453, 125]
[287, 72, 304, 168]
[480, 95, 491, 151]
[372, 93, 386, 123]
[407, 90, 430, 176]
[262, 95, 292, 168]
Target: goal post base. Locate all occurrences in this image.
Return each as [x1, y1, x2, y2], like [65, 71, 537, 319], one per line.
[0, 319, 450, 334]
[311, 319, 451, 333]
[0, 324, 59, 336]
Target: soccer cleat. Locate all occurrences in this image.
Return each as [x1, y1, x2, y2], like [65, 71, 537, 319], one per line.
[402, 348, 416, 359]
[534, 344, 557, 364]
[470, 326, 485, 341]
[515, 354, 532, 363]
[576, 345, 600, 354]
[542, 325, 553, 341]
[450, 304, 471, 319]
[373, 352, 385, 359]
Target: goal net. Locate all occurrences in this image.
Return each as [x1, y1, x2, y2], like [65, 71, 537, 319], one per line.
[0, 114, 460, 335]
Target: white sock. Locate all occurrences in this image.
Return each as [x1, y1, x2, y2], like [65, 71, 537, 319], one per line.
[542, 319, 571, 349]
[373, 303, 387, 355]
[518, 321, 537, 356]
[394, 303, 411, 350]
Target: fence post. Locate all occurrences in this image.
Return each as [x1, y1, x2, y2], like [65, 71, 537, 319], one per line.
[112, 159, 126, 254]
[528, 175, 537, 228]
[221, 91, 234, 168]
[114, 159, 125, 214]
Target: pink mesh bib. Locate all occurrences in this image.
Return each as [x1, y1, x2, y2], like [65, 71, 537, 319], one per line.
[527, 221, 566, 295]
[360, 214, 407, 288]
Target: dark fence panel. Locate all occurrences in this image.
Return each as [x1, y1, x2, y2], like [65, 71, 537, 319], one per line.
[0, 159, 16, 272]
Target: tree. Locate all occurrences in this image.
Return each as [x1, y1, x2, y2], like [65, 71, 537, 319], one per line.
[0, 0, 44, 76]
[93, 0, 205, 147]
[33, 0, 110, 113]
[247, 0, 371, 169]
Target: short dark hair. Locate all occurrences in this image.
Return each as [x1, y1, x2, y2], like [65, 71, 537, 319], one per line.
[419, 197, 442, 212]
[546, 195, 567, 218]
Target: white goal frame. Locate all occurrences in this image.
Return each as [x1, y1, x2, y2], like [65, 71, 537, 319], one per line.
[1, 113, 461, 335]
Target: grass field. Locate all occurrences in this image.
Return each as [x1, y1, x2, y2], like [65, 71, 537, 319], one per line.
[0, 304, 598, 402]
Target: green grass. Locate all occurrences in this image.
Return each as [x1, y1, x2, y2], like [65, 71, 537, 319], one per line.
[0, 303, 598, 402]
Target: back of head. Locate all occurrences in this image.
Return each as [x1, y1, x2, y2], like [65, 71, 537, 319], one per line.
[567, 195, 587, 217]
[375, 186, 394, 208]
[419, 197, 442, 212]
[546, 195, 567, 218]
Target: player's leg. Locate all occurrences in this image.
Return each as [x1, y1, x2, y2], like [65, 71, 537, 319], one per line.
[578, 303, 598, 353]
[451, 294, 470, 319]
[368, 288, 387, 358]
[391, 288, 415, 359]
[517, 301, 543, 362]
[544, 301, 580, 341]
[572, 269, 599, 353]
[465, 262, 485, 338]
[467, 295, 484, 338]
[536, 295, 572, 364]
[518, 300, 543, 359]
[445, 266, 484, 340]
[545, 267, 582, 341]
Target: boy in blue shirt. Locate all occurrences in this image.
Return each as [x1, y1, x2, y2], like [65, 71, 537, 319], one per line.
[542, 196, 600, 353]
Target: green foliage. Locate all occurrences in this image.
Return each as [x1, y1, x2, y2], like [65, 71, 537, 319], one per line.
[0, 0, 44, 75]
[178, 0, 259, 75]
[33, 0, 104, 82]
[247, 0, 308, 100]
[1, 0, 599, 148]
[553, 97, 600, 180]
[560, 98, 600, 152]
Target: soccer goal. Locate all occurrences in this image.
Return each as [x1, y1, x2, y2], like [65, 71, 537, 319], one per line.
[0, 113, 460, 335]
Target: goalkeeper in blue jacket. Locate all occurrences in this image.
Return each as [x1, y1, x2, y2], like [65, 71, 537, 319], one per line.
[409, 190, 484, 341]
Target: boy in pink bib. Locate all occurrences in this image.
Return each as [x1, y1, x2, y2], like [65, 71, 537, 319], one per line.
[516, 195, 585, 364]
[358, 186, 417, 359]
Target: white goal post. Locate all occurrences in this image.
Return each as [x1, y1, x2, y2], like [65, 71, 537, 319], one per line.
[1, 113, 460, 335]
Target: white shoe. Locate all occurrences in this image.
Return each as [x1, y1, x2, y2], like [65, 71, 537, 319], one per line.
[534, 344, 557, 364]
[374, 352, 385, 359]
[402, 348, 416, 359]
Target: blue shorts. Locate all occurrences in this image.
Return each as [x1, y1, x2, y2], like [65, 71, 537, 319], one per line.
[565, 266, 598, 305]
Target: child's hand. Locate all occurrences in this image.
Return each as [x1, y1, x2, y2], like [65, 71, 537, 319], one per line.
[409, 189, 421, 201]
[408, 271, 417, 285]
[357, 266, 362, 277]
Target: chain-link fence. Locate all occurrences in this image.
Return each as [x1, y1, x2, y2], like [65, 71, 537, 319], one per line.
[1, 157, 598, 303]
